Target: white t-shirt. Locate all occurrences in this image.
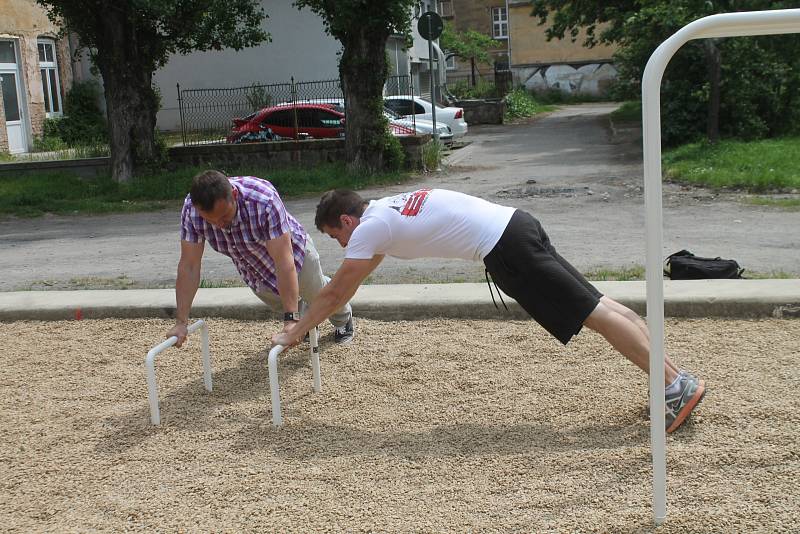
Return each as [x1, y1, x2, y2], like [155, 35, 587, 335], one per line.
[345, 189, 516, 261]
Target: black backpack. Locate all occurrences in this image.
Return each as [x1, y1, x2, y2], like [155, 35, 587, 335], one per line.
[664, 250, 744, 280]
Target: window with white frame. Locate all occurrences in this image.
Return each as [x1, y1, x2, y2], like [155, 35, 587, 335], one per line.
[439, 1, 454, 17]
[444, 51, 456, 70]
[38, 39, 62, 117]
[492, 6, 508, 39]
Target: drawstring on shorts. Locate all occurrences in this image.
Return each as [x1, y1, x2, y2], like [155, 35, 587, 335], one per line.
[484, 269, 509, 312]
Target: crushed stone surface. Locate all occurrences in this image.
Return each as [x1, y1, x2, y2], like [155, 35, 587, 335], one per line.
[1, 317, 798, 532]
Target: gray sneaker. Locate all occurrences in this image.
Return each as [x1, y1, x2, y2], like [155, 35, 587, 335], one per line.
[665, 373, 706, 433]
[334, 318, 354, 344]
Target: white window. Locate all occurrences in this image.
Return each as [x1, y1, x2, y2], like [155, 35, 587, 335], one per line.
[439, 1, 454, 17]
[492, 6, 508, 39]
[445, 51, 457, 70]
[38, 39, 63, 117]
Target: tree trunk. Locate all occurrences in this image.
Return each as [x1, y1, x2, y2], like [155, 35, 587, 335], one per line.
[470, 57, 476, 86]
[94, 5, 159, 182]
[704, 39, 721, 144]
[340, 27, 392, 173]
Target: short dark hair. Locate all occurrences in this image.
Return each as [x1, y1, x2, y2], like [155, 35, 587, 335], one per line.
[315, 189, 367, 231]
[190, 170, 232, 212]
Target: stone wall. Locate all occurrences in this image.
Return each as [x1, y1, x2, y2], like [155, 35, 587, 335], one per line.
[452, 99, 506, 125]
[0, 135, 432, 177]
[168, 136, 430, 171]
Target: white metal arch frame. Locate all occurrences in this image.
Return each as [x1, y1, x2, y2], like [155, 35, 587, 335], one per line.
[643, 8, 800, 525]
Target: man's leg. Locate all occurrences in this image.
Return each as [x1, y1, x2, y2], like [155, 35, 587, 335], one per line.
[596, 296, 682, 378]
[297, 235, 352, 329]
[582, 299, 679, 386]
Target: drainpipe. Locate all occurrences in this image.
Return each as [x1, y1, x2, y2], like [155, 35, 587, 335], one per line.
[505, 0, 512, 76]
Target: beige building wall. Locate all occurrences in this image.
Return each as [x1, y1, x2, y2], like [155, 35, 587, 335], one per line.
[1, 0, 72, 148]
[508, 4, 616, 67]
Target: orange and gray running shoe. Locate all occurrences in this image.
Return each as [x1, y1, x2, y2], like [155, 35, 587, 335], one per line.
[665, 373, 706, 433]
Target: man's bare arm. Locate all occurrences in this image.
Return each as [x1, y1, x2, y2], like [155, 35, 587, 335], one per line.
[272, 255, 384, 347]
[265, 232, 300, 320]
[167, 240, 204, 347]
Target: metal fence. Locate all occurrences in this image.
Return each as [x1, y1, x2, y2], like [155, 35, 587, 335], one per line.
[177, 78, 343, 146]
[178, 75, 416, 146]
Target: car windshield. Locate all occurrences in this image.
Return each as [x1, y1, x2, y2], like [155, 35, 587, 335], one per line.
[383, 107, 402, 119]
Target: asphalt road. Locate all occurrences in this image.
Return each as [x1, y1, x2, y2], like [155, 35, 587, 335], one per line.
[1, 103, 798, 291]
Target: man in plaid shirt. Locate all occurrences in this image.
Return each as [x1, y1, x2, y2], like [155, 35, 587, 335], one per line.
[165, 170, 353, 346]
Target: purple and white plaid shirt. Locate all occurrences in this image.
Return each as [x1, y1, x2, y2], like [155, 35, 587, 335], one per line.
[180, 176, 307, 295]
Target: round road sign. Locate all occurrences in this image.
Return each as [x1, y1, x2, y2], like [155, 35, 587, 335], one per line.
[418, 11, 443, 41]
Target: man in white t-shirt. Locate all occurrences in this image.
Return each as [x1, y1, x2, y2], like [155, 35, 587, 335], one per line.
[272, 188, 706, 433]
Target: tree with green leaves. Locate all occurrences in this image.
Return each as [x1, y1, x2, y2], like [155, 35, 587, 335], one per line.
[37, 1, 269, 182]
[530, 1, 800, 145]
[294, 0, 418, 173]
[439, 22, 496, 87]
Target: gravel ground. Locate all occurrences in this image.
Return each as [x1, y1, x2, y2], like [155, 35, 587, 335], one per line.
[1, 317, 798, 533]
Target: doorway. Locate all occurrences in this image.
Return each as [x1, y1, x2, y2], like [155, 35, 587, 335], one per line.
[1, 40, 29, 154]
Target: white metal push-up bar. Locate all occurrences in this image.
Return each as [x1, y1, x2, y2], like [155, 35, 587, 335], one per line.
[269, 325, 320, 426]
[641, 8, 800, 525]
[145, 319, 321, 426]
[145, 319, 211, 425]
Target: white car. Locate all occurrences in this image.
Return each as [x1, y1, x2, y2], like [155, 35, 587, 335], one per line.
[384, 96, 468, 139]
[383, 108, 453, 143]
[282, 98, 453, 142]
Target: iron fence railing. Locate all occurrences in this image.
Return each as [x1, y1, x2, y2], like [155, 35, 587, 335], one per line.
[177, 78, 343, 146]
[177, 75, 417, 146]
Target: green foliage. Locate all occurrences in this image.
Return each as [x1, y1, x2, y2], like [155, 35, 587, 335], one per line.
[440, 22, 496, 67]
[44, 81, 108, 147]
[382, 133, 406, 171]
[293, 0, 418, 173]
[36, 1, 270, 181]
[293, 0, 416, 42]
[421, 139, 443, 171]
[448, 79, 501, 99]
[246, 84, 273, 111]
[663, 136, 800, 192]
[504, 88, 553, 120]
[37, 1, 270, 68]
[610, 100, 642, 123]
[530, 1, 800, 146]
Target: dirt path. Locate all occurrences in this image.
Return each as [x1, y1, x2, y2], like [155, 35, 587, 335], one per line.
[1, 317, 798, 532]
[1, 103, 798, 291]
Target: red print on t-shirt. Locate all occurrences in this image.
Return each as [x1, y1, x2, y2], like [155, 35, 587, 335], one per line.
[400, 189, 431, 216]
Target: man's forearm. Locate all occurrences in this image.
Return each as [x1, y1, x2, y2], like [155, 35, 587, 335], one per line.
[175, 260, 201, 324]
[285, 285, 344, 342]
[274, 259, 300, 313]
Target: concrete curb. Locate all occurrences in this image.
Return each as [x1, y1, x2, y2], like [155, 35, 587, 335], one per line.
[1, 280, 798, 322]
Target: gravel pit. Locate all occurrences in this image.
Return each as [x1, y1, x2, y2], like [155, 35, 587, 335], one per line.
[1, 318, 798, 532]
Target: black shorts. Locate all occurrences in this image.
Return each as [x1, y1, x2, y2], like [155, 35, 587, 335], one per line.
[483, 210, 603, 345]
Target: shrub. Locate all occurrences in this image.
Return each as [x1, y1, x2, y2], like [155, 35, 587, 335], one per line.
[448, 79, 500, 100]
[504, 88, 542, 120]
[44, 80, 108, 147]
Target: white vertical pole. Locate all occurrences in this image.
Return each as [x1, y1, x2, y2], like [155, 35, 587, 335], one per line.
[641, 8, 800, 525]
[310, 327, 321, 393]
[201, 322, 212, 392]
[268, 345, 285, 426]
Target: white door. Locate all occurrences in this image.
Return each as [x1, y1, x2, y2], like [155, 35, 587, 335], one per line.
[1, 40, 28, 154]
[1, 72, 27, 153]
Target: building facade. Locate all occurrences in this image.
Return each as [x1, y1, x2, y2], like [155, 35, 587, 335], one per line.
[441, 0, 618, 96]
[0, 0, 76, 154]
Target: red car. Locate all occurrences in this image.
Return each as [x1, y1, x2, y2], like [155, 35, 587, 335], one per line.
[227, 103, 414, 143]
[227, 103, 345, 143]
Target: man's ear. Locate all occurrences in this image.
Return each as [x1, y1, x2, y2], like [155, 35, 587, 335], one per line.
[339, 214, 351, 227]
[231, 186, 239, 201]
